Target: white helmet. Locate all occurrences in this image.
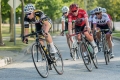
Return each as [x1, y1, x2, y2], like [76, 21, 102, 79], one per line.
[24, 3, 35, 14]
[94, 7, 102, 13]
[61, 6, 69, 13]
[102, 8, 107, 13]
[90, 10, 94, 15]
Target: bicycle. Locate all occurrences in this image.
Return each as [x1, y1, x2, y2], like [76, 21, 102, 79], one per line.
[23, 30, 64, 78]
[71, 31, 98, 71]
[100, 29, 111, 65]
[62, 30, 80, 60]
[93, 30, 102, 52]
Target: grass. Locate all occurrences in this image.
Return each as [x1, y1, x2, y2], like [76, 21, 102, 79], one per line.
[113, 30, 120, 38]
[0, 26, 60, 51]
[0, 26, 35, 50]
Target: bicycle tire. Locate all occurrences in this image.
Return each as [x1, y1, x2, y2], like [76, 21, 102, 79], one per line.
[107, 51, 110, 62]
[76, 43, 80, 59]
[88, 43, 98, 69]
[31, 43, 49, 78]
[70, 48, 77, 61]
[80, 43, 93, 72]
[51, 45, 64, 75]
[104, 51, 108, 65]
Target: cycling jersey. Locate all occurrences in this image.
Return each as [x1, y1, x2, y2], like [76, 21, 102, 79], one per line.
[93, 13, 110, 25]
[89, 15, 95, 29]
[93, 13, 110, 34]
[68, 8, 88, 27]
[61, 15, 68, 31]
[107, 13, 112, 20]
[24, 10, 52, 31]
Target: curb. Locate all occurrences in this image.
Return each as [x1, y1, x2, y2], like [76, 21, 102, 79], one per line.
[0, 57, 12, 67]
[113, 36, 120, 41]
[0, 35, 57, 68]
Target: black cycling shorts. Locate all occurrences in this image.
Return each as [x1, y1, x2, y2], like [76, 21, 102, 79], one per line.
[65, 22, 68, 31]
[75, 24, 86, 34]
[97, 24, 110, 34]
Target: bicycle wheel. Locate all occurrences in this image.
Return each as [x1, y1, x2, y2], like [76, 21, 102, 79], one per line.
[70, 48, 77, 61]
[76, 43, 80, 59]
[107, 52, 110, 62]
[88, 44, 98, 69]
[104, 51, 108, 65]
[31, 43, 49, 78]
[52, 45, 64, 75]
[80, 43, 93, 71]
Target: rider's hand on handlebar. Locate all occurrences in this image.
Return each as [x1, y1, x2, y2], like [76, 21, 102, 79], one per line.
[22, 37, 28, 44]
[60, 31, 64, 36]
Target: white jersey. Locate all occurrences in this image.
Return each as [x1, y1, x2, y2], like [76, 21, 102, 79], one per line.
[89, 15, 94, 22]
[93, 13, 110, 25]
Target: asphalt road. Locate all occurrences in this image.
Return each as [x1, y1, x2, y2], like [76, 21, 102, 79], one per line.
[0, 36, 120, 80]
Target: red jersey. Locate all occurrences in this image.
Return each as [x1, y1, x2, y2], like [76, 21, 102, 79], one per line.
[107, 13, 112, 20]
[68, 8, 88, 26]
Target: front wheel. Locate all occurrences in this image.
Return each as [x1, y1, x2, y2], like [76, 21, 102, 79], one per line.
[31, 43, 49, 78]
[80, 43, 93, 72]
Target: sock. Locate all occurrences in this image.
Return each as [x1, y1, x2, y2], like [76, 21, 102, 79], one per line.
[90, 40, 97, 47]
[110, 48, 112, 54]
[50, 42, 57, 53]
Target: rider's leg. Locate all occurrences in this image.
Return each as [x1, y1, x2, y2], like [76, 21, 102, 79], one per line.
[66, 33, 71, 49]
[106, 33, 114, 58]
[42, 23, 57, 53]
[83, 27, 98, 54]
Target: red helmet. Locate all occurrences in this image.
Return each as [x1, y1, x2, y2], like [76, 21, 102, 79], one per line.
[69, 4, 78, 11]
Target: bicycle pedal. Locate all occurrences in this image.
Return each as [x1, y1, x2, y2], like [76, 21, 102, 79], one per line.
[49, 65, 52, 70]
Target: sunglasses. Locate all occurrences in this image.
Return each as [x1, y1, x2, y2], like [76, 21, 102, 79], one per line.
[95, 13, 101, 15]
[72, 10, 77, 13]
[63, 12, 67, 15]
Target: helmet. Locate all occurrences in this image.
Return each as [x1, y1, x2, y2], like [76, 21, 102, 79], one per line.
[94, 7, 102, 13]
[24, 3, 35, 14]
[62, 6, 69, 13]
[69, 4, 78, 11]
[89, 10, 94, 15]
[102, 8, 107, 13]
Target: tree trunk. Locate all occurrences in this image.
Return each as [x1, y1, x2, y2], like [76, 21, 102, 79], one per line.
[21, 0, 24, 37]
[0, 0, 5, 46]
[9, 7, 14, 42]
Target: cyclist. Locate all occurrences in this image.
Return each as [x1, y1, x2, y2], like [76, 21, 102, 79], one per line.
[68, 4, 98, 56]
[93, 7, 114, 58]
[102, 8, 113, 27]
[61, 6, 71, 49]
[89, 9, 95, 31]
[23, 3, 57, 54]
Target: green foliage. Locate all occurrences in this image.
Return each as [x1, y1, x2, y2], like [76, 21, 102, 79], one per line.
[1, 0, 120, 22]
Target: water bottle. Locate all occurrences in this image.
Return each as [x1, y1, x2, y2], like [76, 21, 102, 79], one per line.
[88, 44, 93, 53]
[43, 46, 48, 54]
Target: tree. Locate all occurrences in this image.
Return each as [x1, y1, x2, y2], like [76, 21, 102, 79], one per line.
[9, 6, 14, 42]
[21, 0, 24, 37]
[0, 0, 5, 46]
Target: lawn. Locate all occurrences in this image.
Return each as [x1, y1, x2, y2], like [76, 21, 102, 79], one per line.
[0, 26, 35, 50]
[113, 31, 120, 38]
[0, 26, 60, 51]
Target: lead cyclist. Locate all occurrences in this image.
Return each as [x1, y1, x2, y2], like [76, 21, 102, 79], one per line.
[23, 3, 57, 55]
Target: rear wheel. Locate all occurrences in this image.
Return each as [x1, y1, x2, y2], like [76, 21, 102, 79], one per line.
[48, 45, 64, 75]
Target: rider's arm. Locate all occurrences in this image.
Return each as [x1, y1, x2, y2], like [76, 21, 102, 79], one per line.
[83, 11, 90, 28]
[68, 14, 73, 35]
[24, 15, 30, 36]
[92, 16, 97, 31]
[61, 16, 65, 31]
[42, 20, 51, 33]
[106, 14, 112, 31]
